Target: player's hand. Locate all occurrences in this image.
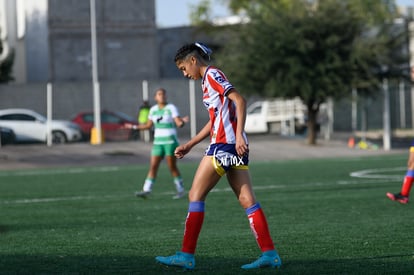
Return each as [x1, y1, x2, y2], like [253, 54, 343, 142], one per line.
[175, 143, 191, 159]
[182, 115, 190, 123]
[235, 136, 248, 157]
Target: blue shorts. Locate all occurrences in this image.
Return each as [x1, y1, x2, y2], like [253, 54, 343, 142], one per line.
[205, 143, 249, 176]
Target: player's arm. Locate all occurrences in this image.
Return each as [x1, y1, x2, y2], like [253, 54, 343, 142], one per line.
[175, 121, 210, 159]
[135, 119, 153, 130]
[187, 121, 210, 146]
[227, 88, 248, 156]
[174, 115, 189, 128]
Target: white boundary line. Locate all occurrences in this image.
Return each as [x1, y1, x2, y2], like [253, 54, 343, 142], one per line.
[350, 166, 405, 180]
[0, 166, 142, 177]
[1, 166, 405, 205]
[1, 178, 397, 205]
[1, 194, 131, 205]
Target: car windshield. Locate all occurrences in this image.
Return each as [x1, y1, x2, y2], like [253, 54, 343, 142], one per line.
[113, 111, 134, 122]
[35, 113, 47, 123]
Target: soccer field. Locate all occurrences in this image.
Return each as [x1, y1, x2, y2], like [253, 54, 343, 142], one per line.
[1, 154, 414, 274]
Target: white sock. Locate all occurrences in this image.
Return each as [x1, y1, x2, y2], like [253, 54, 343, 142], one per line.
[143, 178, 154, 192]
[174, 177, 184, 193]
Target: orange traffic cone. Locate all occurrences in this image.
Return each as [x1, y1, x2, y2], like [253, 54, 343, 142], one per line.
[348, 137, 355, 148]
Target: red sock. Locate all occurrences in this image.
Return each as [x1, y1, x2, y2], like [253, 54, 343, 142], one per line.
[181, 201, 205, 254]
[401, 176, 414, 197]
[246, 203, 275, 252]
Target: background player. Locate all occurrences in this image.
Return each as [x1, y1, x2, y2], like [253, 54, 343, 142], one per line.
[135, 88, 189, 199]
[386, 140, 414, 204]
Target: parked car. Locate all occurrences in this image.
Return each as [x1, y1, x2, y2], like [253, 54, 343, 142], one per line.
[0, 108, 82, 144]
[0, 126, 16, 145]
[71, 110, 140, 141]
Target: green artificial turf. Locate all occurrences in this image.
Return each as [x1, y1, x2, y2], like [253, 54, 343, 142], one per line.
[1, 154, 414, 274]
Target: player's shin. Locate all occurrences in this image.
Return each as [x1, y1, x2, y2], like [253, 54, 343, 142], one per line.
[181, 201, 205, 254]
[245, 202, 275, 252]
[401, 171, 414, 197]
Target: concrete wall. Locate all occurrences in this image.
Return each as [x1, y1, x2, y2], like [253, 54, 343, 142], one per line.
[48, 0, 158, 82]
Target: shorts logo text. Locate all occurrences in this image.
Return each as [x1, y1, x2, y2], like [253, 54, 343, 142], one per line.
[213, 148, 245, 167]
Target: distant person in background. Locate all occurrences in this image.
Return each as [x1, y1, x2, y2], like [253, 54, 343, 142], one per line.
[135, 88, 189, 199]
[138, 100, 150, 141]
[386, 140, 414, 204]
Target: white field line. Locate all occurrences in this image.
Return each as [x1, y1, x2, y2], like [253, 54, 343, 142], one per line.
[0, 166, 123, 177]
[0, 194, 132, 204]
[1, 180, 398, 205]
[1, 166, 404, 205]
[350, 167, 406, 180]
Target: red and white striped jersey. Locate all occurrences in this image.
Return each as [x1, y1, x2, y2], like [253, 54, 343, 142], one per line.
[201, 66, 247, 144]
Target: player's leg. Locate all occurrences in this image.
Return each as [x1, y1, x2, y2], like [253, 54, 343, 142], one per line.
[402, 152, 414, 197]
[179, 156, 222, 253]
[387, 147, 414, 204]
[165, 142, 185, 199]
[156, 156, 222, 269]
[135, 145, 163, 198]
[227, 168, 282, 269]
[165, 155, 185, 199]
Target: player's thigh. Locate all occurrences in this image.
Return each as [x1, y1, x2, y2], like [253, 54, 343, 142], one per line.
[165, 143, 178, 168]
[165, 142, 178, 157]
[189, 156, 222, 201]
[226, 168, 256, 208]
[151, 144, 165, 158]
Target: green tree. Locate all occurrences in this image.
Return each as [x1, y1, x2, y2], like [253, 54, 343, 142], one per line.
[215, 0, 406, 144]
[189, 0, 213, 26]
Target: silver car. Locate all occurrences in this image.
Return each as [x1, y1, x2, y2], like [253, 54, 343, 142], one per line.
[0, 108, 82, 144]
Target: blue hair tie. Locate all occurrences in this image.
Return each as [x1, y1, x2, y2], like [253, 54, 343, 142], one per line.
[195, 42, 212, 60]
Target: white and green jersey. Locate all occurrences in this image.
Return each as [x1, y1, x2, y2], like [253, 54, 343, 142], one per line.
[148, 103, 179, 145]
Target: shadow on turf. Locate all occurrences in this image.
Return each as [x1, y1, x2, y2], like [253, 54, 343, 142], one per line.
[1, 254, 413, 274]
[284, 253, 414, 274]
[0, 224, 8, 233]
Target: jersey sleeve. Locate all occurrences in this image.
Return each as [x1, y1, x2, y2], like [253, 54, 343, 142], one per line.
[168, 104, 180, 118]
[206, 68, 234, 96]
[148, 106, 156, 121]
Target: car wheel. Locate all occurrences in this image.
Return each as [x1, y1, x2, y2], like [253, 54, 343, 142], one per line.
[0, 129, 16, 145]
[52, 131, 67, 144]
[7, 132, 16, 145]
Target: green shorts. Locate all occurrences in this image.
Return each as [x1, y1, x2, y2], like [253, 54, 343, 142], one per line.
[151, 142, 179, 157]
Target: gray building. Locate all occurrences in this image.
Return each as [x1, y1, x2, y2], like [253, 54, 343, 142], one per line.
[48, 0, 158, 82]
[1, 0, 222, 82]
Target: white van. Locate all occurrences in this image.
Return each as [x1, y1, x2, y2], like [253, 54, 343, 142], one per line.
[244, 98, 307, 135]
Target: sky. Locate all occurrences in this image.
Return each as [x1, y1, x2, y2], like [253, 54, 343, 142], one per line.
[156, 0, 414, 28]
[156, 0, 230, 28]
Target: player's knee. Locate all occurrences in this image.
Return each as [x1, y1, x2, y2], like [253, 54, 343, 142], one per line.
[238, 194, 255, 209]
[188, 189, 207, 201]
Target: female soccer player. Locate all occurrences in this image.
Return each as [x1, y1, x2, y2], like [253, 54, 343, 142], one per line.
[155, 43, 282, 270]
[135, 88, 188, 199]
[386, 140, 414, 204]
